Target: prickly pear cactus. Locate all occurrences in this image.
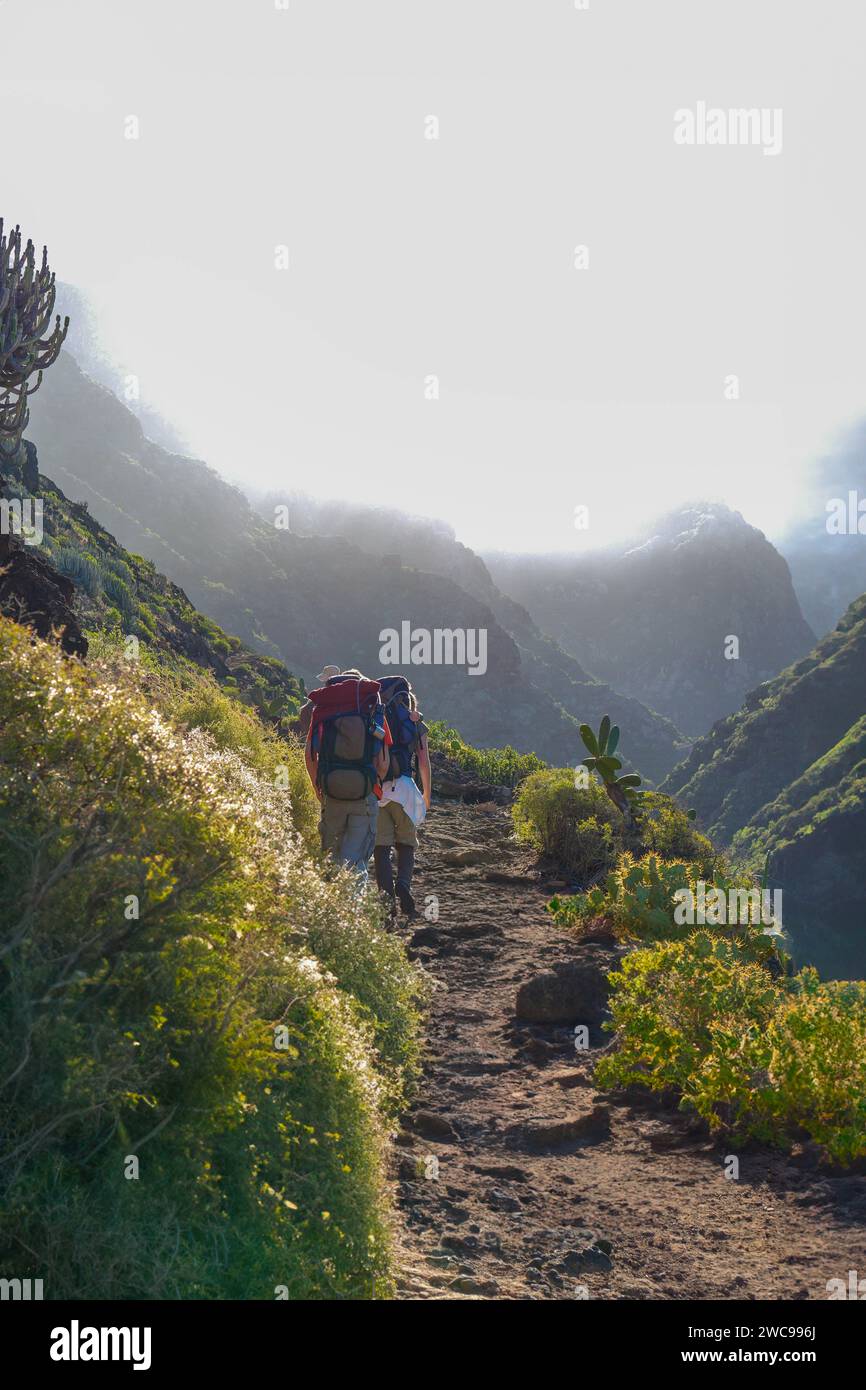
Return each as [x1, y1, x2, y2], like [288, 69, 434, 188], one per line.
[579, 715, 643, 821]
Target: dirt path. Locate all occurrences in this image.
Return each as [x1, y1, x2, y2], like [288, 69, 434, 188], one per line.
[391, 799, 866, 1301]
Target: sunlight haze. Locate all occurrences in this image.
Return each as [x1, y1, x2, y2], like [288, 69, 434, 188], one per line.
[5, 0, 865, 551]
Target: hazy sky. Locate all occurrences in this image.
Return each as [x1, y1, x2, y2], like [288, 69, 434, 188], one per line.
[4, 0, 865, 551]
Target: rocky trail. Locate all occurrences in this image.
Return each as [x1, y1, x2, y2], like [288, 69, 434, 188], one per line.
[391, 793, 866, 1301]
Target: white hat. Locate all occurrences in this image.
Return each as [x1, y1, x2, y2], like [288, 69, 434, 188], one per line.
[317, 663, 341, 682]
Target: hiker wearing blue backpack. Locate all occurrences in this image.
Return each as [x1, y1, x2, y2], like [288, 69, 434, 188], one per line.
[373, 676, 432, 919]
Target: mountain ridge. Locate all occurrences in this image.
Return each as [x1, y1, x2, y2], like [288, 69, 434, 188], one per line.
[485, 502, 815, 737]
[24, 349, 688, 781]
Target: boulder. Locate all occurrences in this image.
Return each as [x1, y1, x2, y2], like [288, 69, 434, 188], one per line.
[410, 1109, 458, 1142]
[518, 1104, 611, 1151]
[0, 529, 87, 658]
[515, 946, 622, 1025]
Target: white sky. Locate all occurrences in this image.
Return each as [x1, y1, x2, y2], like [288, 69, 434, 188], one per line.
[3, 0, 865, 551]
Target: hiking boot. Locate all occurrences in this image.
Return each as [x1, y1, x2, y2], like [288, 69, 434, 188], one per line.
[396, 882, 417, 919]
[378, 888, 398, 926]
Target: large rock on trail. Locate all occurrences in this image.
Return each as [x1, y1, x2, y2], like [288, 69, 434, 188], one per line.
[517, 1104, 612, 1151]
[430, 750, 511, 806]
[515, 945, 622, 1025]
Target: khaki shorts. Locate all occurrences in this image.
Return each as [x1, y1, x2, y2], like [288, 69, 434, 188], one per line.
[375, 798, 419, 849]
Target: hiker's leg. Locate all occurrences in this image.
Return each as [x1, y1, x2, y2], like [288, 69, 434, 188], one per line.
[339, 794, 379, 884]
[393, 808, 419, 916]
[396, 844, 415, 890]
[374, 845, 394, 894]
[374, 803, 397, 894]
[319, 796, 347, 858]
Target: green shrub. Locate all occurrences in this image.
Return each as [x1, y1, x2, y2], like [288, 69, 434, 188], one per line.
[52, 545, 101, 596]
[135, 609, 158, 640]
[596, 937, 866, 1165]
[427, 720, 545, 788]
[172, 679, 319, 855]
[548, 850, 782, 962]
[595, 933, 779, 1109]
[512, 769, 717, 889]
[759, 970, 866, 1165]
[512, 768, 622, 878]
[0, 616, 424, 1298]
[637, 791, 718, 876]
[102, 571, 137, 622]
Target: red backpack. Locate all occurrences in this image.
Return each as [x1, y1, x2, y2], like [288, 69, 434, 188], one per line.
[308, 677, 383, 800]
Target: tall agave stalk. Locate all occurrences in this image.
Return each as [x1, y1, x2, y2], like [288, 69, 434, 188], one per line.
[0, 220, 69, 459]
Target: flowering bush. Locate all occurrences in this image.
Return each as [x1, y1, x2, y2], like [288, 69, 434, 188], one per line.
[0, 616, 425, 1298]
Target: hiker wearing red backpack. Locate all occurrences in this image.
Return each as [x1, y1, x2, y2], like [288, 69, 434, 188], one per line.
[373, 676, 432, 919]
[304, 669, 391, 883]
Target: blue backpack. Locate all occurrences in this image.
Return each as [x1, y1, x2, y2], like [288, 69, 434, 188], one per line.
[378, 675, 422, 781]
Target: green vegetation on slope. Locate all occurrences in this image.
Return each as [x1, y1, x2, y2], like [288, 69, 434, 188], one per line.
[514, 768, 714, 883]
[426, 720, 546, 788]
[658, 593, 866, 977]
[87, 630, 320, 855]
[661, 593, 866, 844]
[2, 466, 305, 723]
[731, 714, 866, 867]
[0, 616, 426, 1299]
[514, 719, 866, 1166]
[597, 940, 866, 1166]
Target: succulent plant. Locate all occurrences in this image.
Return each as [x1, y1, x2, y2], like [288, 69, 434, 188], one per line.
[243, 684, 302, 730]
[579, 715, 643, 821]
[0, 220, 69, 457]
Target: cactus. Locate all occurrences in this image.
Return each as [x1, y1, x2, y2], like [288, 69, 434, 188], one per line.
[243, 685, 302, 730]
[579, 715, 643, 821]
[0, 220, 69, 458]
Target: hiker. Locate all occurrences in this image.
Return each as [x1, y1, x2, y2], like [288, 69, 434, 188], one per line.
[304, 668, 390, 884]
[295, 663, 341, 740]
[373, 676, 432, 918]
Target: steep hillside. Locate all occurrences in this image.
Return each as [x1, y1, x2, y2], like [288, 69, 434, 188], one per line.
[0, 443, 303, 718]
[661, 594, 866, 841]
[486, 505, 815, 737]
[661, 595, 866, 975]
[777, 422, 866, 638]
[55, 281, 190, 454]
[24, 350, 687, 781]
[730, 717, 866, 976]
[0, 455, 425, 1300]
